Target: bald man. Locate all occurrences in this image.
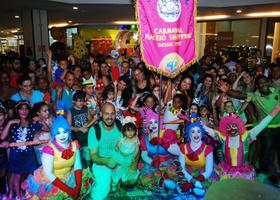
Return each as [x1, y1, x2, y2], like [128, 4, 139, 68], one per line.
[88, 102, 122, 200]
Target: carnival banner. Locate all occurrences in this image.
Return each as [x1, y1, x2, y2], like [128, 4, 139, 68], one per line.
[136, 0, 196, 78]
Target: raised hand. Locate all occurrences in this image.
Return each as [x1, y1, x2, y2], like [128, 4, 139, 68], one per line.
[216, 80, 230, 93]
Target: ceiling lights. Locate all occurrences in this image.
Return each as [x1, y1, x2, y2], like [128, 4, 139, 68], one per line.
[114, 21, 138, 25]
[73, 6, 78, 10]
[246, 11, 280, 17]
[48, 23, 69, 28]
[196, 15, 230, 20]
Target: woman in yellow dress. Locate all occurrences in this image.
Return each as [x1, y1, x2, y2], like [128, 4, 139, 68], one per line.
[22, 105, 92, 200]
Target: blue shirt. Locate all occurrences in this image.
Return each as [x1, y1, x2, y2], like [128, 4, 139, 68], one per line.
[51, 88, 74, 111]
[11, 90, 44, 105]
[55, 67, 64, 84]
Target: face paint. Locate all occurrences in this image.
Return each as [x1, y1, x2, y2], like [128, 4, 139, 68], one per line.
[55, 127, 69, 146]
[190, 126, 202, 143]
[148, 119, 158, 135]
[226, 123, 239, 136]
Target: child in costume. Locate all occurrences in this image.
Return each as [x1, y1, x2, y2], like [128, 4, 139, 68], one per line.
[124, 98, 142, 131]
[82, 80, 99, 119]
[32, 102, 53, 165]
[204, 104, 280, 180]
[1, 100, 41, 199]
[22, 101, 93, 200]
[111, 116, 140, 191]
[163, 94, 184, 132]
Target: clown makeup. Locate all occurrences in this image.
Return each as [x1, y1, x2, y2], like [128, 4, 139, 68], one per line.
[148, 119, 158, 136]
[55, 127, 69, 146]
[190, 126, 202, 144]
[226, 123, 239, 136]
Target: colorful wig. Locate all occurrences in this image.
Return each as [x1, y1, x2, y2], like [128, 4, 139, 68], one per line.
[184, 122, 206, 142]
[219, 116, 246, 136]
[145, 108, 163, 130]
[51, 101, 71, 141]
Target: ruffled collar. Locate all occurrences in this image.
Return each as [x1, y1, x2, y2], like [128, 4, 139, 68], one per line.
[187, 142, 205, 155]
[53, 140, 74, 160]
[186, 142, 205, 161]
[53, 140, 71, 151]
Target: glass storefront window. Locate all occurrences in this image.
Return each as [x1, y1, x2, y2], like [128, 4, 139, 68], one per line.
[196, 19, 261, 59]
[48, 27, 78, 48]
[265, 18, 280, 63]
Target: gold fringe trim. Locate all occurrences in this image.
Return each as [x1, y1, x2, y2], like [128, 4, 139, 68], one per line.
[135, 0, 198, 78]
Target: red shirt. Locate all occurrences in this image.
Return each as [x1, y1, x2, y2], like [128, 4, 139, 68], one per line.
[124, 110, 142, 129]
[10, 73, 22, 89]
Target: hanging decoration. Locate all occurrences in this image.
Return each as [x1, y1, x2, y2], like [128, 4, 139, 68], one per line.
[73, 34, 87, 59]
[136, 0, 197, 78]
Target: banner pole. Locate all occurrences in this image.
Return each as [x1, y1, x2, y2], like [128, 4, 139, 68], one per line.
[157, 73, 162, 157]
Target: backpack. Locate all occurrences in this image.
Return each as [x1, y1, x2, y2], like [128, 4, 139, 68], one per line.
[93, 119, 122, 141]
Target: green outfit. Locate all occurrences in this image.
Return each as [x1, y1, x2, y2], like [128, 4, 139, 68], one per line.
[247, 87, 280, 173]
[247, 87, 280, 127]
[88, 121, 122, 200]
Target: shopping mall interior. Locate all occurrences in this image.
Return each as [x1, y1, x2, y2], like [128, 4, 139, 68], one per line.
[0, 1, 280, 200]
[0, 0, 280, 62]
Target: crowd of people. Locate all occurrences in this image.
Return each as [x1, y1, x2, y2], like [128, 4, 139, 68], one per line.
[0, 43, 279, 200]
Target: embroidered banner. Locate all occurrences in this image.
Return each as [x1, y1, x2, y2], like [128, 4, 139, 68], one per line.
[136, 0, 197, 78]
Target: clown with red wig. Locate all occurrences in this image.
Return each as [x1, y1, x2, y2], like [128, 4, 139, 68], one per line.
[204, 104, 280, 180]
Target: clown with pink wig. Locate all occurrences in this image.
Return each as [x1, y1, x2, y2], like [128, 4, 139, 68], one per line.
[137, 108, 185, 192]
[204, 104, 280, 180]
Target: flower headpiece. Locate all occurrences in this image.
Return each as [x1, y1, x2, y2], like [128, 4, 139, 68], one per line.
[123, 116, 136, 125]
[219, 116, 246, 136]
[55, 101, 66, 116]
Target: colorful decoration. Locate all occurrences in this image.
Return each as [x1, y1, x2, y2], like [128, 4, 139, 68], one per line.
[73, 34, 87, 59]
[136, 0, 197, 78]
[91, 37, 114, 56]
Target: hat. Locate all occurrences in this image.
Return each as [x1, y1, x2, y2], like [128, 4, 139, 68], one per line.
[82, 79, 94, 86]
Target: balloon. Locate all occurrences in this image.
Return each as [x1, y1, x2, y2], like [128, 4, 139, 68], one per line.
[131, 24, 136, 30]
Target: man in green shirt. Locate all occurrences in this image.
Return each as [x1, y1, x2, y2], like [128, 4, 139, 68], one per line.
[217, 75, 280, 185]
[88, 102, 122, 200]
